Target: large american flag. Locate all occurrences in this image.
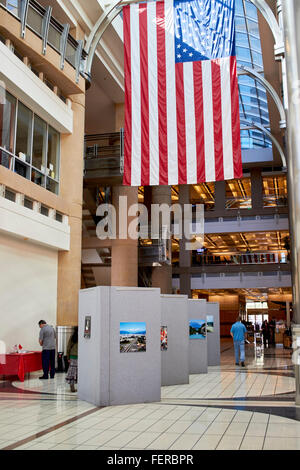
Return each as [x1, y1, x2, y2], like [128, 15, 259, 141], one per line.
[123, 0, 242, 186]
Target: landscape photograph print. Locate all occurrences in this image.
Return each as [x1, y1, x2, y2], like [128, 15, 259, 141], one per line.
[206, 315, 214, 333]
[120, 322, 146, 353]
[189, 320, 206, 339]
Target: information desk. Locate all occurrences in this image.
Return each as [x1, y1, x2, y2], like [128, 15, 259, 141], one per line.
[0, 352, 42, 382]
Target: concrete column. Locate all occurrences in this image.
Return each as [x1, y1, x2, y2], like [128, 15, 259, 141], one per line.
[286, 301, 291, 328]
[214, 181, 226, 212]
[111, 185, 138, 287]
[111, 103, 138, 287]
[151, 186, 172, 294]
[179, 185, 191, 297]
[57, 93, 85, 325]
[251, 169, 263, 210]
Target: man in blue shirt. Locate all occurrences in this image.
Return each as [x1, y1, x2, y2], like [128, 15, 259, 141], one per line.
[230, 316, 247, 367]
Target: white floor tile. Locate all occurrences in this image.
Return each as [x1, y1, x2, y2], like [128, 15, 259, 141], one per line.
[216, 435, 244, 450]
[192, 434, 221, 450]
[147, 433, 180, 450]
[240, 436, 264, 450]
[264, 437, 300, 450]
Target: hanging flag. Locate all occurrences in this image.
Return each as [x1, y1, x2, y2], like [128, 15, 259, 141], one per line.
[123, 0, 242, 187]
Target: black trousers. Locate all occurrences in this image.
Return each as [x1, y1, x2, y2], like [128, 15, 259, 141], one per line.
[42, 349, 55, 378]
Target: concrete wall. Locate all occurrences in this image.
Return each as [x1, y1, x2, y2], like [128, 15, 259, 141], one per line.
[188, 299, 208, 374]
[0, 195, 70, 251]
[78, 287, 110, 406]
[0, 232, 57, 351]
[78, 286, 161, 407]
[161, 295, 189, 386]
[109, 287, 161, 405]
[206, 302, 221, 367]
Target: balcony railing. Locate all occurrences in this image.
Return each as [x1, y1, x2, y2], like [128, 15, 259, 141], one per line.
[0, 0, 86, 81]
[84, 131, 124, 182]
[190, 252, 289, 267]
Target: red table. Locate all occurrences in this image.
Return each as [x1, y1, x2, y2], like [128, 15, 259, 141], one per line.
[0, 352, 42, 382]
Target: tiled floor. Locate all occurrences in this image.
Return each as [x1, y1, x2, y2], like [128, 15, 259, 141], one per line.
[0, 341, 298, 450]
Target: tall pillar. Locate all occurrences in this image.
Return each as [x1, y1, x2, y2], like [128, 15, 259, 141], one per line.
[151, 186, 172, 294]
[286, 301, 291, 328]
[111, 103, 138, 287]
[282, 0, 300, 405]
[111, 185, 138, 287]
[57, 93, 85, 325]
[179, 185, 191, 297]
[214, 181, 226, 212]
[251, 169, 263, 210]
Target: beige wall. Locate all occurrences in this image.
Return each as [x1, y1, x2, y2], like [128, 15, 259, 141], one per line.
[0, 232, 57, 351]
[57, 93, 85, 325]
[208, 295, 240, 337]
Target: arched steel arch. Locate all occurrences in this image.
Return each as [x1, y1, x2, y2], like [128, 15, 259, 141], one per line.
[240, 119, 287, 168]
[83, 0, 284, 78]
[237, 65, 286, 128]
[250, 0, 284, 56]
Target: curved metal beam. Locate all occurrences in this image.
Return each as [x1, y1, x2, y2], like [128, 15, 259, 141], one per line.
[85, 0, 123, 79]
[237, 65, 286, 128]
[240, 119, 287, 168]
[249, 0, 284, 57]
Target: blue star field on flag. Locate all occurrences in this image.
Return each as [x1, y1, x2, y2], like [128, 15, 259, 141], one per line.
[174, 0, 236, 63]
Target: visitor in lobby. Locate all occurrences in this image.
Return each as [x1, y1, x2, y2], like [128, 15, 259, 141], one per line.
[230, 316, 247, 367]
[66, 327, 78, 393]
[262, 320, 270, 348]
[269, 317, 276, 347]
[38, 320, 56, 380]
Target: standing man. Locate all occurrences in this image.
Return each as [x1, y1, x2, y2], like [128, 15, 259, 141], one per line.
[38, 320, 56, 380]
[230, 316, 247, 367]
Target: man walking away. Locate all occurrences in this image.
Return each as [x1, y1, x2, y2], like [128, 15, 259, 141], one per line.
[230, 316, 247, 367]
[38, 320, 56, 380]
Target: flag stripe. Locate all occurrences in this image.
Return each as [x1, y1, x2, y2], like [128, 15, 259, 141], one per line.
[156, 1, 168, 186]
[183, 61, 197, 185]
[148, 1, 159, 186]
[139, 4, 150, 187]
[220, 56, 234, 180]
[202, 59, 215, 182]
[211, 59, 224, 181]
[130, 4, 141, 186]
[123, 5, 132, 186]
[193, 61, 206, 183]
[175, 62, 187, 185]
[165, 0, 178, 185]
[230, 56, 243, 179]
[138, 5, 150, 186]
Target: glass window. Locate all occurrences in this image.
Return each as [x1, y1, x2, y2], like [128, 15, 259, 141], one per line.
[32, 115, 47, 172]
[48, 24, 61, 51]
[47, 126, 60, 180]
[27, 5, 43, 36]
[16, 102, 32, 163]
[46, 178, 58, 194]
[31, 169, 45, 187]
[0, 87, 16, 153]
[65, 42, 76, 67]
[6, 0, 20, 17]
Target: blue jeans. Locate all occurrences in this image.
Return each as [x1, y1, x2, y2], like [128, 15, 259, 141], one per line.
[234, 340, 245, 363]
